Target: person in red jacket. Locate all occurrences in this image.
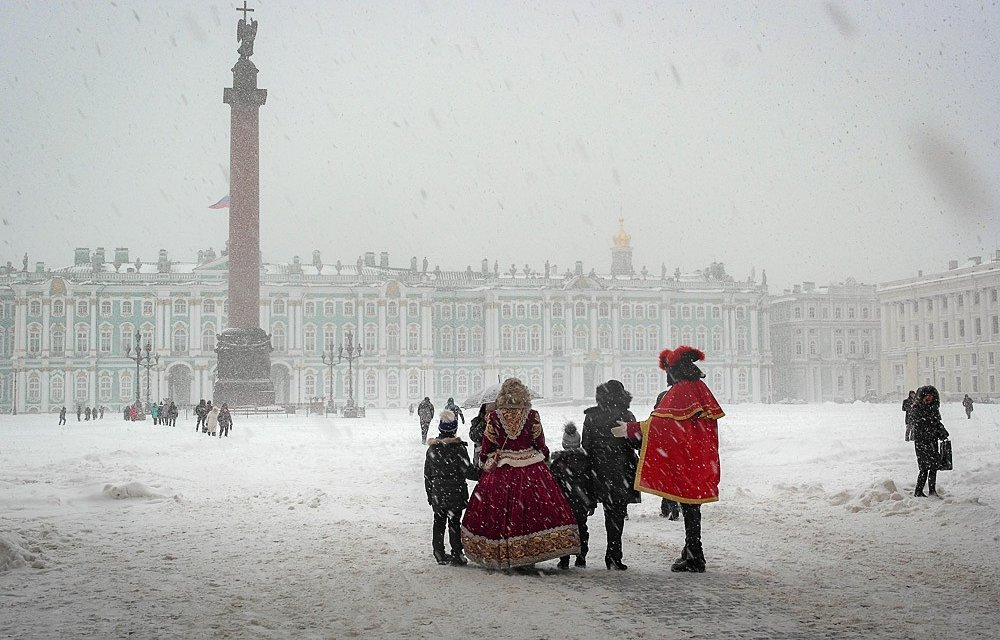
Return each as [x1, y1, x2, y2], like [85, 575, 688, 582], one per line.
[613, 345, 725, 573]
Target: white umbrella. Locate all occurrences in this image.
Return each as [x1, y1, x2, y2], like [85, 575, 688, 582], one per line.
[461, 383, 543, 409]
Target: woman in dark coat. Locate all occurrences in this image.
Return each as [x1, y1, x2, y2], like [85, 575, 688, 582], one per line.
[582, 380, 640, 570]
[911, 385, 949, 497]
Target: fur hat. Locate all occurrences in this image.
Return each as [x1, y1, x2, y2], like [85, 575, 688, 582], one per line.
[496, 378, 531, 409]
[659, 345, 706, 371]
[438, 409, 459, 434]
[562, 421, 582, 450]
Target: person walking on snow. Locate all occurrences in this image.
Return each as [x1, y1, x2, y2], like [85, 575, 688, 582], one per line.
[417, 396, 435, 443]
[444, 397, 465, 424]
[77, 405, 82, 422]
[962, 394, 974, 419]
[195, 399, 208, 432]
[614, 346, 726, 573]
[206, 403, 220, 436]
[58, 406, 67, 425]
[911, 385, 949, 497]
[218, 404, 233, 437]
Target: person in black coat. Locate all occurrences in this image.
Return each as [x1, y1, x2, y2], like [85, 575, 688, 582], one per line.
[550, 422, 595, 569]
[444, 397, 465, 424]
[911, 385, 950, 497]
[902, 390, 916, 441]
[424, 409, 479, 566]
[468, 402, 493, 468]
[58, 406, 67, 425]
[417, 397, 435, 443]
[582, 379, 640, 570]
[77, 405, 82, 422]
[962, 394, 974, 419]
[195, 399, 208, 432]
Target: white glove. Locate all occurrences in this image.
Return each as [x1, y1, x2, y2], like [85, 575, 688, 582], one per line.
[610, 421, 629, 438]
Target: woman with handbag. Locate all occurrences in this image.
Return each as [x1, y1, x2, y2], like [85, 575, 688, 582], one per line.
[910, 385, 950, 497]
[460, 378, 580, 570]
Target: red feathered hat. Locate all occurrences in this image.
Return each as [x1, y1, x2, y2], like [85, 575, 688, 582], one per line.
[658, 345, 706, 371]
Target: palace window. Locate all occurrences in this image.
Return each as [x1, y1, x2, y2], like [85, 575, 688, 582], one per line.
[52, 299, 65, 316]
[455, 327, 467, 354]
[75, 372, 89, 401]
[121, 300, 133, 315]
[75, 325, 89, 353]
[272, 298, 286, 315]
[408, 324, 420, 352]
[99, 373, 112, 402]
[272, 324, 287, 353]
[202, 324, 217, 352]
[573, 327, 589, 351]
[303, 301, 315, 316]
[100, 300, 112, 317]
[77, 300, 89, 316]
[471, 328, 483, 354]
[142, 300, 154, 316]
[552, 327, 565, 355]
[365, 302, 376, 317]
[387, 371, 399, 399]
[304, 325, 316, 353]
[50, 375, 64, 403]
[387, 301, 398, 318]
[29, 300, 42, 316]
[501, 327, 513, 352]
[99, 325, 113, 353]
[27, 373, 40, 403]
[387, 326, 399, 355]
[621, 327, 633, 352]
[551, 302, 563, 318]
[515, 327, 528, 352]
[172, 325, 188, 354]
[173, 299, 187, 315]
[28, 324, 41, 354]
[408, 371, 421, 397]
[364, 324, 377, 352]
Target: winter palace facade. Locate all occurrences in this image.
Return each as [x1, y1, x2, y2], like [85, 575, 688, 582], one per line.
[0, 227, 774, 413]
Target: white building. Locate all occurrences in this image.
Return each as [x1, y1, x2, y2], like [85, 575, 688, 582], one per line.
[0, 225, 773, 413]
[768, 279, 881, 402]
[878, 254, 1000, 401]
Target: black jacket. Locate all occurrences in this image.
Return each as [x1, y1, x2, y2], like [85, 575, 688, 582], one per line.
[469, 414, 486, 445]
[417, 399, 435, 423]
[902, 397, 915, 424]
[424, 437, 479, 511]
[445, 401, 465, 424]
[582, 405, 641, 507]
[549, 449, 596, 516]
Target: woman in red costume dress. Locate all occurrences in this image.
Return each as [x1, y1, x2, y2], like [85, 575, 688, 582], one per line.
[461, 378, 581, 570]
[614, 346, 725, 572]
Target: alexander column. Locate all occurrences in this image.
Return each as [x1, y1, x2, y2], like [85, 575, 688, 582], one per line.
[214, 1, 275, 406]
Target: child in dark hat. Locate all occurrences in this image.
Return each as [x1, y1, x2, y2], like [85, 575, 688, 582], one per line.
[424, 409, 479, 565]
[549, 421, 596, 569]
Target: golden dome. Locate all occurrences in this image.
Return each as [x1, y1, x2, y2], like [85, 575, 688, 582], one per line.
[612, 216, 631, 248]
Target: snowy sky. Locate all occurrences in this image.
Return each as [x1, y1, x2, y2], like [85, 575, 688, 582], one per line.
[1, 1, 998, 290]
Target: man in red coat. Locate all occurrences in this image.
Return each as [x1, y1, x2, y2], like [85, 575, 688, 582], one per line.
[613, 345, 724, 572]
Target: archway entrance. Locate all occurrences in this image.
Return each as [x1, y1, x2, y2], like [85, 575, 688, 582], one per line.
[167, 365, 192, 405]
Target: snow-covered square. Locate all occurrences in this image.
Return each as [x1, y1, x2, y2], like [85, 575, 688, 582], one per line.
[2, 403, 998, 639]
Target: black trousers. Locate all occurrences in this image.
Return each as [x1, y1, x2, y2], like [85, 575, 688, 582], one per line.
[58, 416, 66, 425]
[420, 421, 431, 442]
[432, 508, 464, 555]
[603, 503, 627, 561]
[660, 498, 680, 517]
[561, 508, 589, 560]
[681, 503, 703, 561]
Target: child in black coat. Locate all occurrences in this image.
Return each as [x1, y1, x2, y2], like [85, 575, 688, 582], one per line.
[549, 421, 596, 568]
[424, 409, 479, 565]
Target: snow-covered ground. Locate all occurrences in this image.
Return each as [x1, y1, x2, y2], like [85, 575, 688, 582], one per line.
[2, 403, 998, 639]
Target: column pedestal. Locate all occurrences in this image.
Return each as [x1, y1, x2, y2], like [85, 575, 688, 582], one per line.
[214, 327, 275, 406]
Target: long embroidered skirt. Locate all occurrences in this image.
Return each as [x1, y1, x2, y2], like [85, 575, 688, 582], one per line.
[461, 461, 581, 569]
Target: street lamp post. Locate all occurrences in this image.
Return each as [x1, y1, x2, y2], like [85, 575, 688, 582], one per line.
[339, 329, 364, 418]
[124, 330, 158, 419]
[320, 348, 340, 415]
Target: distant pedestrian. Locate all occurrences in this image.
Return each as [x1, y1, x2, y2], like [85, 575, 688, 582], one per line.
[195, 399, 207, 432]
[85, 407, 91, 421]
[962, 394, 974, 419]
[409, 403, 415, 416]
[129, 404, 138, 421]
[902, 390, 916, 441]
[912, 385, 949, 497]
[99, 406, 105, 419]
[206, 404, 220, 436]
[77, 405, 82, 422]
[58, 406, 67, 425]
[444, 397, 465, 424]
[424, 409, 477, 566]
[150, 402, 160, 425]
[417, 396, 435, 443]
[218, 404, 233, 437]
[167, 401, 178, 427]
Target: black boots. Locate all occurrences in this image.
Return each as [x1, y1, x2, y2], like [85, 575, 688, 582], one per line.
[558, 556, 570, 570]
[671, 546, 706, 573]
[450, 553, 468, 566]
[605, 554, 628, 571]
[575, 556, 587, 568]
[558, 554, 586, 569]
[433, 549, 449, 565]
